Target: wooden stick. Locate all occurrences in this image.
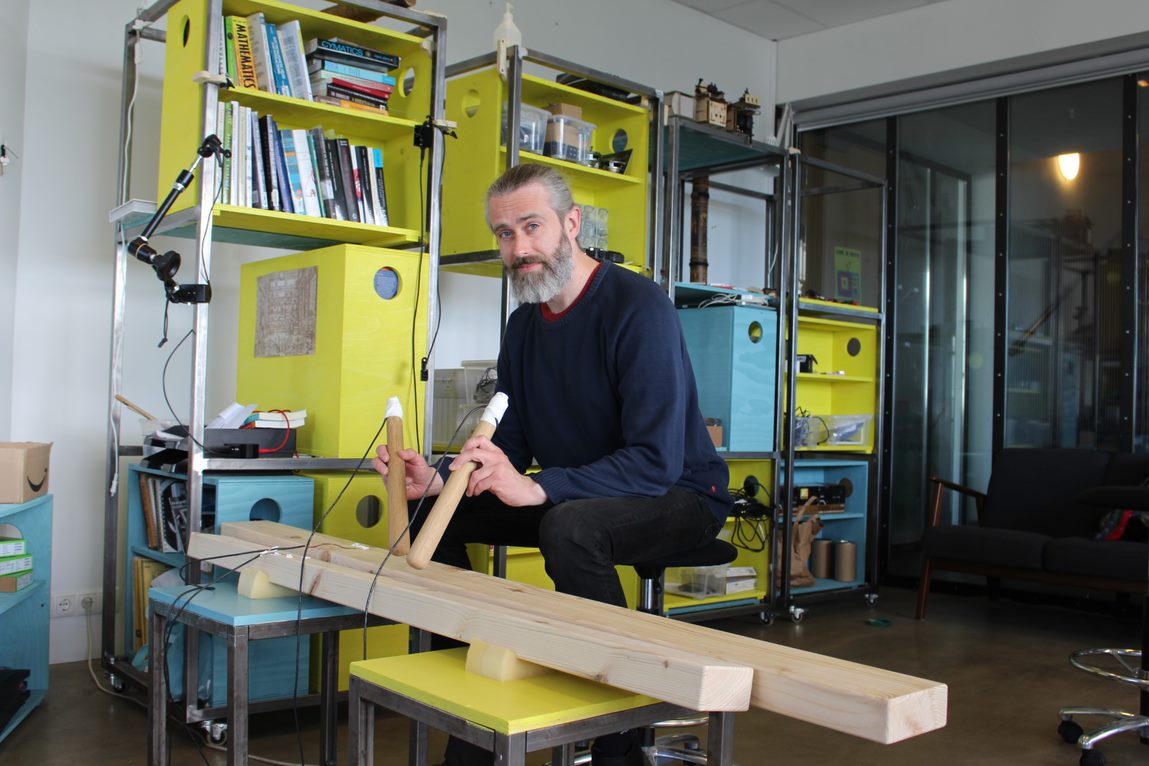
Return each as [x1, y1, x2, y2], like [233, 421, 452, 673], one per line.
[407, 393, 509, 569]
[385, 397, 410, 555]
[115, 394, 157, 420]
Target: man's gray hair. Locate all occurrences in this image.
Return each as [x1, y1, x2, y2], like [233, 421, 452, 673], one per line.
[486, 164, 575, 218]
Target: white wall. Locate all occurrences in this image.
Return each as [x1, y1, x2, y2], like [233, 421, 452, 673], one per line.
[777, 0, 1149, 105]
[7, 0, 776, 663]
[0, 0, 30, 442]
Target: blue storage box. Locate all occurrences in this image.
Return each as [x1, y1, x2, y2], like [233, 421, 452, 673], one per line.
[678, 305, 779, 453]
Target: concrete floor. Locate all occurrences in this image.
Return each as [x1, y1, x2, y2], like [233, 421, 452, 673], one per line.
[1, 586, 1147, 765]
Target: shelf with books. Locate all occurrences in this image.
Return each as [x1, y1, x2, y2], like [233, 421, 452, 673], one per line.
[442, 55, 657, 271]
[159, 0, 433, 238]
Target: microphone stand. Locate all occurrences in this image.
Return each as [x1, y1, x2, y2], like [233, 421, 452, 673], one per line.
[128, 134, 228, 304]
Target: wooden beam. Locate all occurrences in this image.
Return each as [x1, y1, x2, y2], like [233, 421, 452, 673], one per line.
[204, 522, 948, 743]
[188, 530, 752, 712]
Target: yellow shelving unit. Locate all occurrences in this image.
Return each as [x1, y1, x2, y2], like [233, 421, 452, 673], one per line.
[440, 51, 659, 276]
[794, 314, 880, 454]
[102, 0, 447, 712]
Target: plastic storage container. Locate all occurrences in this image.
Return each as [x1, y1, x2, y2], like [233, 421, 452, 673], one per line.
[544, 115, 596, 164]
[666, 564, 758, 599]
[502, 103, 549, 154]
[825, 414, 873, 446]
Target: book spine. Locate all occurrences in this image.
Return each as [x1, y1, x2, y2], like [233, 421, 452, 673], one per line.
[307, 57, 397, 86]
[279, 20, 313, 101]
[224, 16, 237, 85]
[250, 107, 266, 209]
[310, 128, 336, 219]
[0, 555, 32, 576]
[218, 101, 231, 204]
[313, 96, 389, 115]
[304, 131, 326, 218]
[373, 147, 390, 227]
[271, 116, 294, 213]
[319, 84, 390, 109]
[279, 129, 306, 214]
[323, 137, 348, 221]
[348, 143, 366, 222]
[232, 16, 258, 89]
[0, 541, 26, 557]
[328, 76, 393, 101]
[335, 138, 360, 223]
[246, 13, 273, 93]
[308, 37, 400, 69]
[293, 129, 321, 217]
[228, 102, 240, 206]
[355, 145, 376, 225]
[265, 22, 293, 97]
[364, 145, 383, 226]
[239, 105, 250, 208]
[260, 114, 280, 211]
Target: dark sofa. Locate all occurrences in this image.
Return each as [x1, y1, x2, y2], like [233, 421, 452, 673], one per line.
[916, 448, 1149, 619]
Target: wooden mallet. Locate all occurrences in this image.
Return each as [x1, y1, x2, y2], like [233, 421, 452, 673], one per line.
[406, 392, 509, 569]
[384, 396, 411, 555]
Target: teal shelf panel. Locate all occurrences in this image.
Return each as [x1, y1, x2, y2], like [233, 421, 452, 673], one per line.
[0, 578, 46, 618]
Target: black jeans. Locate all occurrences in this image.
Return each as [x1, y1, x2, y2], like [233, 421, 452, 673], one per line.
[410, 486, 722, 766]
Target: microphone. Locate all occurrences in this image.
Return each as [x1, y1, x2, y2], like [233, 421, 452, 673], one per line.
[407, 393, 509, 569]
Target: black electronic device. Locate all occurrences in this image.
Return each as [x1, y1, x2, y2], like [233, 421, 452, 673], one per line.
[792, 482, 848, 512]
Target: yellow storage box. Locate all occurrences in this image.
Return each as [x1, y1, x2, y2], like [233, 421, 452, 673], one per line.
[237, 244, 429, 457]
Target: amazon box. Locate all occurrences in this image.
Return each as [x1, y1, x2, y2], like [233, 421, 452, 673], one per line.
[0, 442, 52, 504]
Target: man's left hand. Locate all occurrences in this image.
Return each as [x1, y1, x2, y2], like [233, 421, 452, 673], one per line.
[452, 436, 548, 507]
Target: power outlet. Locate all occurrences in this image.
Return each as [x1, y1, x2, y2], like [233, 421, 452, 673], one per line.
[53, 591, 102, 617]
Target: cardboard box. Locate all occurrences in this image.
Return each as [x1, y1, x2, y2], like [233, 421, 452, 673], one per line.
[546, 101, 582, 119]
[0, 570, 33, 593]
[0, 442, 52, 504]
[0, 554, 32, 576]
[0, 537, 26, 557]
[665, 91, 696, 118]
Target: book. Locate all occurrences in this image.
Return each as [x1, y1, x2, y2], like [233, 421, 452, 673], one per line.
[279, 20, 313, 101]
[0, 537, 25, 557]
[323, 137, 348, 221]
[249, 106, 266, 209]
[218, 101, 231, 204]
[306, 57, 398, 86]
[246, 12, 274, 93]
[314, 92, 390, 114]
[132, 557, 171, 648]
[265, 21, 293, 96]
[0, 570, 33, 593]
[310, 70, 394, 101]
[0, 554, 33, 576]
[138, 473, 159, 549]
[334, 138, 360, 223]
[305, 37, 400, 70]
[159, 480, 187, 553]
[232, 15, 259, 89]
[223, 16, 237, 85]
[279, 129, 306, 214]
[373, 147, 389, 227]
[292, 129, 322, 217]
[259, 114, 281, 211]
[271, 117, 294, 213]
[310, 128, 338, 219]
[355, 145, 376, 225]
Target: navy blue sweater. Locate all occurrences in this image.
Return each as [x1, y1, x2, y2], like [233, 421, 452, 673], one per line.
[492, 261, 732, 522]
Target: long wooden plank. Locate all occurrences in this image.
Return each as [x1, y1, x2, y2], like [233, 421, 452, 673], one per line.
[187, 531, 752, 712]
[219, 521, 947, 743]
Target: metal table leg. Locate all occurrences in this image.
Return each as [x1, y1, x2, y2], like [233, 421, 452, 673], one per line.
[708, 712, 735, 766]
[321, 629, 339, 766]
[149, 609, 168, 766]
[494, 732, 528, 766]
[350, 675, 375, 766]
[227, 627, 250, 766]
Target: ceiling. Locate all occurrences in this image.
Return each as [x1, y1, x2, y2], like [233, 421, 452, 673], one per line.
[665, 0, 953, 41]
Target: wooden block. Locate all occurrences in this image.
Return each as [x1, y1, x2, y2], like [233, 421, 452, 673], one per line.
[188, 530, 752, 712]
[237, 569, 298, 600]
[466, 641, 553, 682]
[208, 521, 948, 742]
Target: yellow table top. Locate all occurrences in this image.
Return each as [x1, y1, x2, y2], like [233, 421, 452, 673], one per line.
[350, 648, 659, 735]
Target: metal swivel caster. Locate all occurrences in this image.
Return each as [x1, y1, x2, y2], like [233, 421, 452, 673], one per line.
[202, 720, 228, 745]
[864, 592, 878, 607]
[788, 605, 806, 623]
[108, 672, 126, 693]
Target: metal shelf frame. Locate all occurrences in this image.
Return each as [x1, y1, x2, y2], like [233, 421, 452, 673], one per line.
[101, 0, 449, 709]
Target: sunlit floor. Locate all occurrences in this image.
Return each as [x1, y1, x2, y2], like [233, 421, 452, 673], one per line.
[2, 585, 1147, 765]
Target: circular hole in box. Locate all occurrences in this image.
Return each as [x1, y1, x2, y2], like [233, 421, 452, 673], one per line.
[249, 499, 281, 523]
[463, 89, 481, 118]
[847, 337, 862, 356]
[375, 267, 401, 300]
[748, 321, 763, 344]
[356, 495, 383, 528]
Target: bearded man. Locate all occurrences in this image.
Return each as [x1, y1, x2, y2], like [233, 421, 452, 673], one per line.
[375, 163, 731, 766]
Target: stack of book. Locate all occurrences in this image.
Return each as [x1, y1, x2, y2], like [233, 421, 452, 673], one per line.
[222, 14, 400, 116]
[0, 537, 32, 592]
[215, 104, 390, 226]
[243, 409, 307, 429]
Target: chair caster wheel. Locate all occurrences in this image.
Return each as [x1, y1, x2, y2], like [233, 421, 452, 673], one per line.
[1080, 748, 1106, 766]
[108, 673, 126, 693]
[204, 720, 228, 745]
[759, 611, 774, 625]
[1058, 719, 1083, 744]
[864, 592, 878, 607]
[788, 606, 806, 623]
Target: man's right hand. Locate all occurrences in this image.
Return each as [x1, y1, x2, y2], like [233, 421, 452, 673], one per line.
[373, 445, 444, 500]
